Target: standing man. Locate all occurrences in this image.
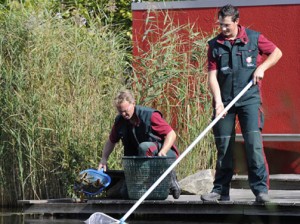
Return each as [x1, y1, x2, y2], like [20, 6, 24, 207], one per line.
[98, 89, 181, 199]
[201, 4, 282, 202]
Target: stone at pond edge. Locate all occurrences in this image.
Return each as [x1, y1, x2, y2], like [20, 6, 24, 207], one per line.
[179, 169, 215, 195]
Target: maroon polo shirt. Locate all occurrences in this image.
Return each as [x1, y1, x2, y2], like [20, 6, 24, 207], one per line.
[109, 112, 173, 144]
[208, 25, 277, 72]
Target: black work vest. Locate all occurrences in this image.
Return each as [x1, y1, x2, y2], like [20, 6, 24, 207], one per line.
[114, 106, 164, 156]
[208, 29, 261, 107]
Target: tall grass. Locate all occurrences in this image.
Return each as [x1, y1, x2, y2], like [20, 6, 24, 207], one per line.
[131, 10, 217, 179]
[0, 8, 129, 205]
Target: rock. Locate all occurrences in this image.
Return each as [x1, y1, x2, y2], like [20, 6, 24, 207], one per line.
[179, 169, 215, 195]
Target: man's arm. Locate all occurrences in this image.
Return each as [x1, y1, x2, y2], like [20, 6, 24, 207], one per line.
[253, 47, 282, 84]
[208, 69, 226, 117]
[98, 139, 116, 171]
[151, 112, 177, 156]
[158, 130, 176, 156]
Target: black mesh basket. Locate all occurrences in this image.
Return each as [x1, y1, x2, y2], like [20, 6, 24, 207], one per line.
[122, 156, 176, 200]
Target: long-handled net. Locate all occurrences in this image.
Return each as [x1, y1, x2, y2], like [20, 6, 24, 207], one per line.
[85, 212, 119, 223]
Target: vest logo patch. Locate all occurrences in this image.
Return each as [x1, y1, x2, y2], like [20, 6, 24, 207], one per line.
[246, 56, 254, 67]
[246, 56, 252, 63]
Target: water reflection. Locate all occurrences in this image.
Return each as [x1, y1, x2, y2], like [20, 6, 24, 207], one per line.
[25, 219, 84, 224]
[0, 213, 84, 224]
[1, 215, 201, 224]
[0, 213, 204, 224]
[1, 213, 24, 224]
[1, 212, 299, 224]
[1, 211, 202, 224]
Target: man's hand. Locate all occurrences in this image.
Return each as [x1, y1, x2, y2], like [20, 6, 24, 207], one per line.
[215, 102, 226, 118]
[98, 139, 115, 172]
[208, 70, 226, 118]
[158, 130, 176, 157]
[158, 151, 167, 157]
[253, 67, 264, 85]
[98, 163, 107, 172]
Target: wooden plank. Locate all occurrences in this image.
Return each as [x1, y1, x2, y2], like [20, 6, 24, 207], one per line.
[231, 174, 300, 190]
[235, 134, 300, 142]
[20, 189, 300, 217]
[22, 201, 300, 217]
[244, 204, 300, 216]
[18, 198, 78, 205]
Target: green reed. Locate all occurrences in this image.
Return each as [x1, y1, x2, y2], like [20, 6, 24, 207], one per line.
[131, 10, 217, 179]
[0, 8, 129, 205]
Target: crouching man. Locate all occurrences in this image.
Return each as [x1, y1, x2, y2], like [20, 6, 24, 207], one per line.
[98, 89, 181, 199]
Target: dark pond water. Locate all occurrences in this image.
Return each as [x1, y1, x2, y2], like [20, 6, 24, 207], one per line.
[1, 213, 201, 224]
[0, 213, 202, 224]
[1, 209, 299, 224]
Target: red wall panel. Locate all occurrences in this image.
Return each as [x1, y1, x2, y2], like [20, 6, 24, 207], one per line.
[132, 4, 300, 174]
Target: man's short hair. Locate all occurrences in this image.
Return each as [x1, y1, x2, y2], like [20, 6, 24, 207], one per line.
[114, 89, 135, 106]
[218, 4, 239, 22]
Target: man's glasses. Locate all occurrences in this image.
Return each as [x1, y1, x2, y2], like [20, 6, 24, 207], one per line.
[117, 103, 133, 114]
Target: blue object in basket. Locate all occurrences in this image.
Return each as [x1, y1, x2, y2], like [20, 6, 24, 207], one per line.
[74, 168, 111, 196]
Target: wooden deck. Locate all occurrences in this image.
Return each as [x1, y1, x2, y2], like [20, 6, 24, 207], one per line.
[19, 189, 300, 218]
[232, 174, 300, 190]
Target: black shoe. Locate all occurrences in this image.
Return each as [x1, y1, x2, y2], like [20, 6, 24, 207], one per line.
[256, 192, 270, 203]
[201, 192, 230, 202]
[170, 171, 181, 199]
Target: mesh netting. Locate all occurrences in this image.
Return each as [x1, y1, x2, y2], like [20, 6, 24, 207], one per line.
[122, 156, 175, 200]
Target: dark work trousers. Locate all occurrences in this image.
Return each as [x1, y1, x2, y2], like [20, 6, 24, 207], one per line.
[212, 103, 269, 196]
